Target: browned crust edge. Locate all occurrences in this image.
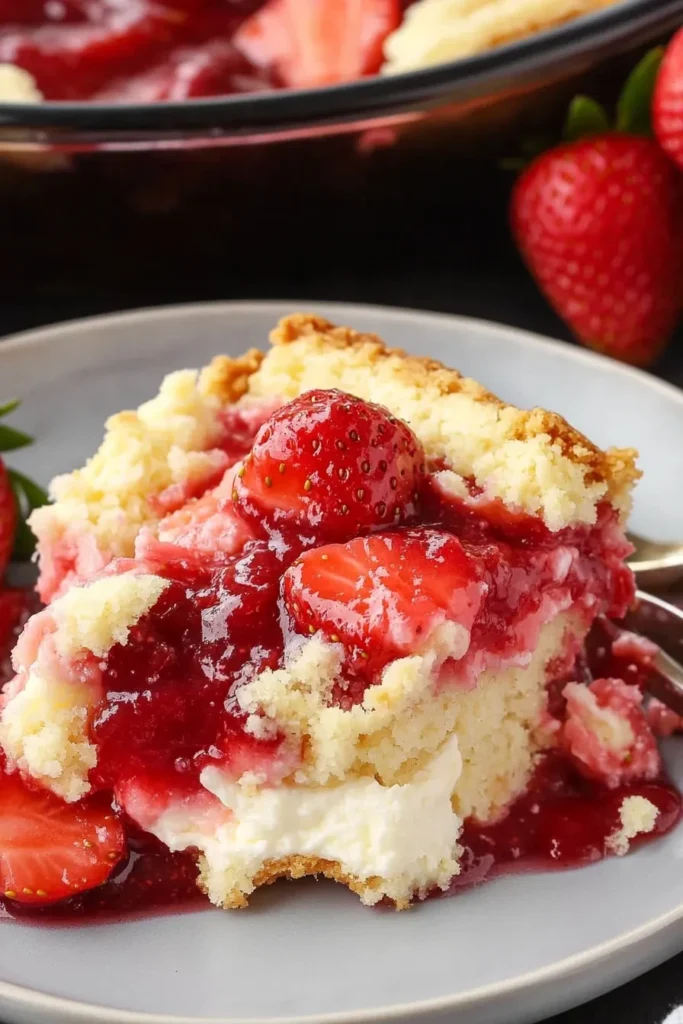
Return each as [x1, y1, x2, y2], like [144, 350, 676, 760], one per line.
[199, 314, 639, 506]
[200, 855, 412, 911]
[198, 348, 265, 404]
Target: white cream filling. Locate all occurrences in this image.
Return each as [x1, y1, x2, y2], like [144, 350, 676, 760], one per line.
[146, 733, 463, 906]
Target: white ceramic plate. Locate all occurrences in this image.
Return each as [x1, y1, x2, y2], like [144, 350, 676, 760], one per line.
[1, 301, 683, 1024]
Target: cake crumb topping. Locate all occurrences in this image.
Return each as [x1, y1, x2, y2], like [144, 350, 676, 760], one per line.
[607, 795, 659, 856]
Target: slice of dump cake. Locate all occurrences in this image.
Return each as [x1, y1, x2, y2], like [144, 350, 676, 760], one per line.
[0, 314, 676, 913]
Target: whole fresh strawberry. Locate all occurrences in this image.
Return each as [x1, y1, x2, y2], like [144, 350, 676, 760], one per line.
[511, 51, 683, 367]
[653, 27, 683, 172]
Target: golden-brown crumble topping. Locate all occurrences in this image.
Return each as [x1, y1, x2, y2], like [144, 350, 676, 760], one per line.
[268, 314, 640, 509]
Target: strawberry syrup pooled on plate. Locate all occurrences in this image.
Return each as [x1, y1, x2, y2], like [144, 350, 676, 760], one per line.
[450, 627, 683, 895]
[452, 756, 681, 893]
[0, 389, 680, 921]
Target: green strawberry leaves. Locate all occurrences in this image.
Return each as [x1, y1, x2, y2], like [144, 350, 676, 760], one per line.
[9, 470, 48, 561]
[0, 424, 34, 453]
[616, 47, 664, 136]
[0, 399, 20, 418]
[563, 96, 610, 143]
[0, 398, 34, 454]
[562, 48, 664, 144]
[0, 399, 48, 563]
[504, 47, 665, 171]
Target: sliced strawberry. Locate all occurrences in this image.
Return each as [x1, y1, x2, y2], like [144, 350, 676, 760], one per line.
[234, 389, 425, 545]
[283, 527, 484, 672]
[0, 772, 125, 905]
[234, 0, 400, 89]
[561, 678, 661, 789]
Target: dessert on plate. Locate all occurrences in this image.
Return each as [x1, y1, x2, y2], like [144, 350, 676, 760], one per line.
[0, 313, 679, 916]
[0, 0, 622, 103]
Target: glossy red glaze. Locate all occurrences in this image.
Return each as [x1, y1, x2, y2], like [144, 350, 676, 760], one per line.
[90, 540, 286, 793]
[84, 488, 631, 791]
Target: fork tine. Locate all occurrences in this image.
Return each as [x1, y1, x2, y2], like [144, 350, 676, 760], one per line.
[617, 591, 683, 717]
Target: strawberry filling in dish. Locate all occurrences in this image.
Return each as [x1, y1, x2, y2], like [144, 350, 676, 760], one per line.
[0, 0, 619, 102]
[0, 315, 679, 919]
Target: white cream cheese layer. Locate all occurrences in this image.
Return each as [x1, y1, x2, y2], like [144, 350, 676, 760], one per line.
[147, 733, 463, 907]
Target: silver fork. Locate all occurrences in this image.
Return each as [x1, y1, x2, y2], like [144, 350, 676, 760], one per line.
[618, 591, 683, 717]
[627, 533, 683, 589]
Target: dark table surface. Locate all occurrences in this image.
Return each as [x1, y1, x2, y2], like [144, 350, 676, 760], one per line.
[2, 154, 682, 1023]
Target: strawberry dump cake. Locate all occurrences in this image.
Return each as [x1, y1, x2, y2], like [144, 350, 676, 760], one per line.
[0, 0, 621, 103]
[0, 313, 680, 917]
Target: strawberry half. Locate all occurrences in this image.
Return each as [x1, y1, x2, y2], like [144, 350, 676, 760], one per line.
[234, 389, 425, 544]
[283, 528, 485, 673]
[234, 0, 400, 89]
[0, 772, 126, 905]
